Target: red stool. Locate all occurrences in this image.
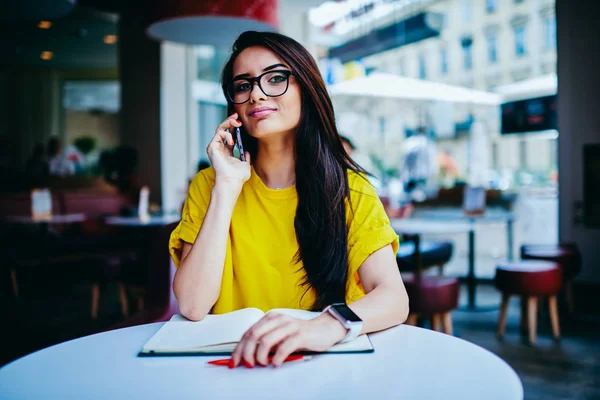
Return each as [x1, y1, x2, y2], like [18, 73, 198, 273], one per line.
[402, 274, 460, 335]
[494, 260, 563, 344]
[521, 243, 581, 311]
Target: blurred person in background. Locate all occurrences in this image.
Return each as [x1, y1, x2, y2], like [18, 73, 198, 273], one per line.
[340, 134, 381, 194]
[47, 137, 75, 177]
[400, 129, 438, 202]
[25, 143, 49, 184]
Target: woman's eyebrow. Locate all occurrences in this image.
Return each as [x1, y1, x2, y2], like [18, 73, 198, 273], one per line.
[233, 63, 288, 80]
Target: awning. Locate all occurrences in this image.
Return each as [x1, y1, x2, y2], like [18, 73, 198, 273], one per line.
[494, 74, 557, 103]
[328, 72, 502, 105]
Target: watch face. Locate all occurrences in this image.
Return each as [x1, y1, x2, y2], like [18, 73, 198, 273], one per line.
[332, 303, 362, 322]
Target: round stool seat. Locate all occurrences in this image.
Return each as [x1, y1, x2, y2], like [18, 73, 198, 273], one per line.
[402, 274, 460, 314]
[521, 244, 581, 281]
[396, 240, 453, 272]
[495, 261, 562, 296]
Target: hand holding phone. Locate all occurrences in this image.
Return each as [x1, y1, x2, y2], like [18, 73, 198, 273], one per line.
[235, 127, 246, 162]
[206, 114, 250, 191]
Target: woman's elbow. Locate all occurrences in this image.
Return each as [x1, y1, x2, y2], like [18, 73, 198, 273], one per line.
[173, 281, 215, 321]
[397, 289, 410, 324]
[179, 303, 210, 322]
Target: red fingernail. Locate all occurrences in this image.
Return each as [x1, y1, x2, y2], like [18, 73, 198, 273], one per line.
[228, 359, 235, 369]
[243, 360, 253, 369]
[236, 120, 241, 124]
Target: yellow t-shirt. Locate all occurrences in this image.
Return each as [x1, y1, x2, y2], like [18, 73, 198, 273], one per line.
[169, 166, 399, 314]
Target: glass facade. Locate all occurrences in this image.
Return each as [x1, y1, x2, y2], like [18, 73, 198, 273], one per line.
[194, 45, 230, 166]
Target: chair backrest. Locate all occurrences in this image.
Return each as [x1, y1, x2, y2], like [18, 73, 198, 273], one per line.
[0, 193, 62, 217]
[145, 222, 180, 312]
[105, 222, 180, 331]
[61, 192, 128, 219]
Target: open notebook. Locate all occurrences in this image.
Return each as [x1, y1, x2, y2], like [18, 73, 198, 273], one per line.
[139, 308, 374, 356]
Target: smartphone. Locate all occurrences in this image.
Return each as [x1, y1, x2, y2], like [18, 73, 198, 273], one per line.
[235, 127, 246, 162]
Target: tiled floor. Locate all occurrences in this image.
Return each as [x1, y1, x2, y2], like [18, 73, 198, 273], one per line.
[453, 285, 600, 400]
[2, 276, 599, 399]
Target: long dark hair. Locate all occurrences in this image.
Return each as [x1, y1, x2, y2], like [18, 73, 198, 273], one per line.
[221, 31, 368, 311]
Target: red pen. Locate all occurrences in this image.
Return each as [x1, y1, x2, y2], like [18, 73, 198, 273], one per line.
[207, 355, 312, 368]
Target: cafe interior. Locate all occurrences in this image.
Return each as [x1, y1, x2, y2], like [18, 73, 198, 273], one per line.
[0, 0, 599, 398]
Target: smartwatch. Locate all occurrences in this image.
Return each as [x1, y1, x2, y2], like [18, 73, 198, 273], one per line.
[322, 303, 363, 343]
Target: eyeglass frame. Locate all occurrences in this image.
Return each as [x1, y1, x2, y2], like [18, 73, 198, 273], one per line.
[226, 70, 294, 104]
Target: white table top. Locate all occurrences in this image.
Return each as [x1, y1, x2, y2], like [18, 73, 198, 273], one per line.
[0, 323, 523, 400]
[391, 218, 474, 235]
[415, 208, 516, 223]
[4, 213, 86, 224]
[104, 215, 181, 227]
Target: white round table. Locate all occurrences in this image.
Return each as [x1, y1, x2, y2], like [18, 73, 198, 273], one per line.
[391, 218, 474, 235]
[0, 323, 523, 399]
[104, 215, 180, 227]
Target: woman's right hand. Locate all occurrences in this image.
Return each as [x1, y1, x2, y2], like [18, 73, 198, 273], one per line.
[206, 113, 251, 193]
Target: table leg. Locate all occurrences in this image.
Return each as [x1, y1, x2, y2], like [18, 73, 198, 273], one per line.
[467, 229, 476, 308]
[459, 229, 498, 312]
[507, 218, 514, 261]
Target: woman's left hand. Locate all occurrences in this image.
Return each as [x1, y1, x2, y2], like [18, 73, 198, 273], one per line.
[231, 312, 348, 368]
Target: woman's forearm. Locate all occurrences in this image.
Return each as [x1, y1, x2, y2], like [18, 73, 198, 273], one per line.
[173, 183, 240, 321]
[349, 283, 409, 335]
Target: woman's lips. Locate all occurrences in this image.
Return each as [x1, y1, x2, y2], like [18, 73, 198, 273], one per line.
[249, 108, 277, 118]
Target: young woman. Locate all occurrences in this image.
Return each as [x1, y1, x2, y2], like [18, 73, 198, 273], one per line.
[169, 31, 408, 368]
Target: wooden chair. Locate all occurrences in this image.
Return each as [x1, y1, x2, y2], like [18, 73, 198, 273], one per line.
[107, 222, 180, 330]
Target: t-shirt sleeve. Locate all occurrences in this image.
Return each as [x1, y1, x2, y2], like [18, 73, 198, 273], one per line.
[345, 173, 399, 301]
[169, 169, 215, 267]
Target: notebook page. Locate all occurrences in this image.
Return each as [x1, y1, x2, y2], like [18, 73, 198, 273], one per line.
[142, 308, 264, 352]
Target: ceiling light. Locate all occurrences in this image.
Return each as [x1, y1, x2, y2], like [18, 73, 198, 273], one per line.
[104, 35, 118, 44]
[40, 51, 53, 60]
[38, 21, 52, 29]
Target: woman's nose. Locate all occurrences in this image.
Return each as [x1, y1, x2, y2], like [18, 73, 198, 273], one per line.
[249, 82, 267, 103]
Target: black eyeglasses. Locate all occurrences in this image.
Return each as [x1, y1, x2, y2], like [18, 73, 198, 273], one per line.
[226, 70, 293, 104]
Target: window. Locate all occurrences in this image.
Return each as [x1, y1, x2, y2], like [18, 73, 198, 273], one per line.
[440, 48, 448, 75]
[514, 26, 527, 56]
[379, 117, 386, 135]
[492, 142, 499, 170]
[461, 39, 473, 70]
[519, 139, 527, 169]
[487, 34, 498, 63]
[544, 15, 556, 50]
[486, 0, 497, 13]
[461, 0, 472, 23]
[418, 54, 427, 79]
[398, 57, 406, 76]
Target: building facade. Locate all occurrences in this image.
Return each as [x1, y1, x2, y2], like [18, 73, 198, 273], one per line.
[319, 0, 557, 188]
